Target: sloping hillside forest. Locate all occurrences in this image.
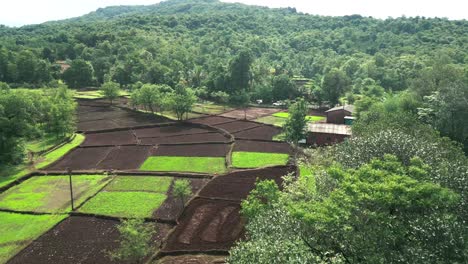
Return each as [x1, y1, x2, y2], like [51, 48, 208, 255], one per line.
[0, 0, 467, 263]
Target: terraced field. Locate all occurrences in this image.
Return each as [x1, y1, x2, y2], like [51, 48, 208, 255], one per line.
[1, 99, 295, 264]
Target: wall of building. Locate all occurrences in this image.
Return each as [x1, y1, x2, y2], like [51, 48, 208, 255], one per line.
[306, 132, 349, 146]
[326, 110, 351, 124]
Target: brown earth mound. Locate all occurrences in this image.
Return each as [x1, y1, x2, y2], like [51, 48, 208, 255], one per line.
[97, 145, 152, 170]
[189, 116, 236, 126]
[162, 198, 243, 253]
[82, 130, 136, 146]
[8, 216, 172, 264]
[154, 178, 209, 221]
[140, 133, 229, 145]
[154, 144, 229, 157]
[233, 140, 292, 154]
[233, 125, 281, 140]
[134, 125, 210, 138]
[213, 121, 260, 133]
[198, 166, 294, 200]
[155, 254, 227, 264]
[46, 147, 113, 171]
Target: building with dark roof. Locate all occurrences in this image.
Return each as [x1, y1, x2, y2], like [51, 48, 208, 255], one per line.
[326, 105, 355, 124]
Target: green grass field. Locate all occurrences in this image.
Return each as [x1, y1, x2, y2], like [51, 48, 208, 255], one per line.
[0, 175, 110, 213]
[0, 212, 66, 263]
[272, 112, 325, 122]
[299, 165, 315, 192]
[192, 103, 232, 114]
[254, 115, 287, 127]
[106, 176, 172, 193]
[26, 135, 69, 153]
[78, 191, 166, 218]
[140, 156, 227, 174]
[231, 152, 289, 168]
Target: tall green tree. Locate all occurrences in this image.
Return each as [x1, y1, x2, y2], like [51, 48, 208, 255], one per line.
[167, 84, 197, 120]
[283, 98, 308, 145]
[229, 50, 253, 92]
[100, 81, 120, 105]
[62, 59, 94, 88]
[322, 68, 351, 105]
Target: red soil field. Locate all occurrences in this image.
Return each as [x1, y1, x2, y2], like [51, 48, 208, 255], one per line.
[220, 107, 280, 120]
[82, 130, 136, 146]
[46, 147, 113, 171]
[233, 125, 281, 140]
[134, 125, 210, 138]
[140, 132, 229, 145]
[189, 116, 236, 126]
[213, 121, 260, 133]
[153, 178, 209, 221]
[198, 166, 295, 200]
[78, 107, 129, 123]
[233, 139, 292, 154]
[77, 119, 120, 132]
[153, 143, 229, 157]
[162, 198, 243, 253]
[8, 216, 173, 264]
[96, 145, 153, 170]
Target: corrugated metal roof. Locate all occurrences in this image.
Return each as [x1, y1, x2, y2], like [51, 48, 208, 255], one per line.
[307, 123, 352, 136]
[326, 105, 355, 113]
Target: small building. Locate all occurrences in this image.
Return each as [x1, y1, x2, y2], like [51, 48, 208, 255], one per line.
[306, 123, 352, 146]
[326, 105, 355, 124]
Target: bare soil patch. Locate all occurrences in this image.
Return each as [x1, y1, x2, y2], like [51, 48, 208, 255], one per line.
[97, 145, 152, 170]
[153, 178, 209, 221]
[234, 140, 292, 154]
[134, 126, 210, 139]
[77, 119, 120, 132]
[140, 133, 229, 145]
[82, 130, 136, 146]
[46, 147, 113, 171]
[233, 125, 281, 140]
[8, 216, 173, 264]
[213, 121, 260, 133]
[199, 166, 294, 200]
[162, 198, 243, 253]
[189, 116, 236, 126]
[220, 107, 280, 120]
[153, 144, 229, 157]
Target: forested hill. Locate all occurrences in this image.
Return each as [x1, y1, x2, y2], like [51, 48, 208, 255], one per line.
[0, 0, 466, 96]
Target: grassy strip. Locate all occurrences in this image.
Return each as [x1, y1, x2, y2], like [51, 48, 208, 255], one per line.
[272, 112, 325, 122]
[0, 175, 110, 213]
[36, 134, 85, 169]
[26, 135, 70, 153]
[299, 165, 315, 192]
[0, 212, 66, 263]
[140, 156, 227, 174]
[78, 191, 167, 218]
[0, 134, 85, 189]
[231, 152, 289, 168]
[254, 115, 287, 127]
[105, 176, 172, 193]
[192, 103, 231, 114]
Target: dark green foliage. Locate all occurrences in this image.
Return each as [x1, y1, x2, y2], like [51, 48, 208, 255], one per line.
[62, 59, 94, 88]
[167, 84, 197, 120]
[271, 74, 297, 101]
[100, 81, 120, 105]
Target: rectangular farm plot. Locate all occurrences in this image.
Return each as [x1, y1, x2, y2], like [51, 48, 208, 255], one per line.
[189, 116, 235, 125]
[162, 197, 243, 252]
[46, 146, 113, 171]
[233, 125, 282, 140]
[78, 191, 167, 218]
[231, 152, 289, 168]
[140, 156, 227, 174]
[96, 145, 152, 170]
[214, 120, 260, 133]
[140, 132, 229, 145]
[134, 125, 209, 138]
[221, 107, 280, 120]
[78, 176, 172, 218]
[82, 130, 136, 146]
[7, 216, 173, 264]
[0, 212, 66, 264]
[0, 175, 111, 213]
[199, 166, 294, 200]
[154, 144, 229, 157]
[234, 139, 292, 154]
